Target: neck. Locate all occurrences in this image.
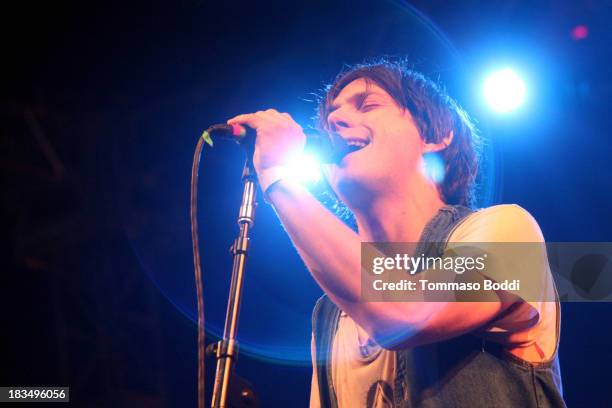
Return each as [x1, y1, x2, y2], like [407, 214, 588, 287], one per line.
[349, 177, 446, 242]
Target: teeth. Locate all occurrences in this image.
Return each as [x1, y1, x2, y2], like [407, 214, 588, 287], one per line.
[347, 140, 368, 148]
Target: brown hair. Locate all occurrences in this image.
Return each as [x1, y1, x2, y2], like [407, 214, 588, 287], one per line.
[318, 60, 481, 207]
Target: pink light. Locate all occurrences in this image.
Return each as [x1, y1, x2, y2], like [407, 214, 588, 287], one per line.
[571, 25, 589, 40]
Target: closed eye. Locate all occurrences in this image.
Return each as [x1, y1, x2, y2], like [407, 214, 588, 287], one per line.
[360, 103, 379, 112]
[358, 96, 381, 112]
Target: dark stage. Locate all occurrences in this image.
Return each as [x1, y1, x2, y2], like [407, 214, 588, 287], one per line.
[2, 0, 611, 406]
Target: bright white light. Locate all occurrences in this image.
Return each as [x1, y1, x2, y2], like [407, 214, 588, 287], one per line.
[421, 152, 445, 184]
[483, 68, 526, 113]
[286, 154, 322, 184]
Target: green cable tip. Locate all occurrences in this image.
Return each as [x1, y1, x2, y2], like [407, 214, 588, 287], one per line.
[201, 130, 214, 147]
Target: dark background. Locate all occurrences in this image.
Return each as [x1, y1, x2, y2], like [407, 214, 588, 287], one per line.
[2, 0, 611, 406]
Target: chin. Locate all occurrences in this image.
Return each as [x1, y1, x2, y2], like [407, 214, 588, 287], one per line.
[327, 166, 386, 206]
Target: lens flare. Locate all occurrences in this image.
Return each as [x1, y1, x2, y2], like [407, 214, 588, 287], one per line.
[286, 154, 322, 184]
[483, 68, 526, 113]
[422, 152, 445, 184]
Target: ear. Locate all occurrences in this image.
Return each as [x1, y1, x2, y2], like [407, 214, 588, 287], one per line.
[423, 131, 454, 153]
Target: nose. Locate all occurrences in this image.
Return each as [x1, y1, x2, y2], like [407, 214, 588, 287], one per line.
[327, 107, 353, 132]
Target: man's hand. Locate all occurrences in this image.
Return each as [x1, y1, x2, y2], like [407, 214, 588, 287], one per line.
[227, 109, 306, 176]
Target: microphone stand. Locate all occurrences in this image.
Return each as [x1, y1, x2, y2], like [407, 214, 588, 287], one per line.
[210, 155, 258, 408]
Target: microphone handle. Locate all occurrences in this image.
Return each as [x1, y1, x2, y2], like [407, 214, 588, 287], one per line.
[205, 123, 339, 163]
[207, 123, 252, 140]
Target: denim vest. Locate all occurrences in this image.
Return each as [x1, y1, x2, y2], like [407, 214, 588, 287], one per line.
[312, 205, 565, 408]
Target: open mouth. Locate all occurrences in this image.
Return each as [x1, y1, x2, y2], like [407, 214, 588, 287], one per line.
[334, 137, 371, 161]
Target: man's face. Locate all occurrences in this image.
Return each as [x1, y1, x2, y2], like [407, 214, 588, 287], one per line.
[324, 78, 426, 199]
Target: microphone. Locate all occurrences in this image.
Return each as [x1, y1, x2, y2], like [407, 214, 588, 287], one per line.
[202, 123, 342, 164]
[203, 123, 253, 141]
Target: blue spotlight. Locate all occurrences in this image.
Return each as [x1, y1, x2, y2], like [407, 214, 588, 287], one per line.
[286, 153, 322, 184]
[483, 68, 526, 113]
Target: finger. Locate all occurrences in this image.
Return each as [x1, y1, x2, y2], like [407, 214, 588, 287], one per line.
[227, 113, 263, 129]
[228, 110, 275, 125]
[228, 109, 295, 129]
[260, 110, 296, 126]
[259, 108, 293, 121]
[256, 109, 285, 122]
[269, 110, 295, 122]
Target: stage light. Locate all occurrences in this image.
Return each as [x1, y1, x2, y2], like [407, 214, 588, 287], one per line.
[286, 153, 322, 184]
[483, 68, 526, 113]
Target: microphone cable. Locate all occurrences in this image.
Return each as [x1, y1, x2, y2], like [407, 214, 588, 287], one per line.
[191, 132, 209, 408]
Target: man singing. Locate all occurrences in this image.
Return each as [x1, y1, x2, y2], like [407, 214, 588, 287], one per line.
[228, 61, 565, 407]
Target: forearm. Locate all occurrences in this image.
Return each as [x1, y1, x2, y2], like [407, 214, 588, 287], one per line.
[266, 179, 363, 305]
[266, 180, 434, 344]
[266, 181, 507, 348]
